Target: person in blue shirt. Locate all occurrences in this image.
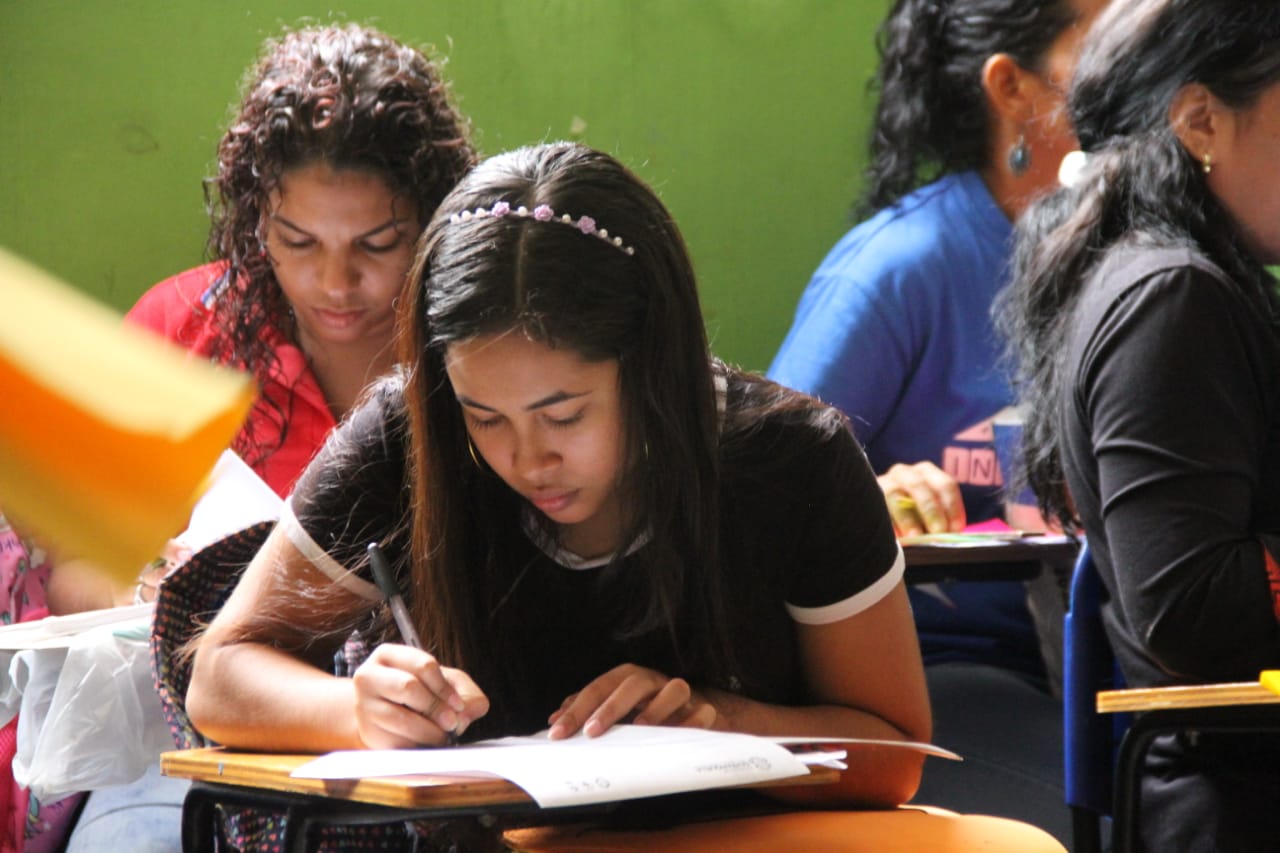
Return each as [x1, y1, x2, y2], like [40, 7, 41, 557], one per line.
[769, 0, 1106, 842]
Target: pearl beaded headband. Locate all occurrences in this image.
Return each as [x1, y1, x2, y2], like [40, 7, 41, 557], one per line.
[448, 201, 636, 256]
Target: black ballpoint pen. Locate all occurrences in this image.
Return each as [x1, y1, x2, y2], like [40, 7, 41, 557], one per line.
[367, 542, 458, 744]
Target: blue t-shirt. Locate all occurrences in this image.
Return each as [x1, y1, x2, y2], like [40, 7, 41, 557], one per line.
[769, 172, 1042, 679]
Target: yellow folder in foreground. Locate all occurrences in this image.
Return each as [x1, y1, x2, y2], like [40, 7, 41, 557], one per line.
[0, 247, 255, 585]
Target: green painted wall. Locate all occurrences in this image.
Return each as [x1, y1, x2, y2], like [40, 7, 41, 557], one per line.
[0, 1, 885, 372]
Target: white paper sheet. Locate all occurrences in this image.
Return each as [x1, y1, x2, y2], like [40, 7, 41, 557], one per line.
[292, 726, 960, 808]
[294, 726, 818, 807]
[0, 604, 153, 651]
[178, 449, 282, 552]
[771, 735, 961, 761]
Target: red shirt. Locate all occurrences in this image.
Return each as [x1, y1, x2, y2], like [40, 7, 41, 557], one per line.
[125, 262, 336, 498]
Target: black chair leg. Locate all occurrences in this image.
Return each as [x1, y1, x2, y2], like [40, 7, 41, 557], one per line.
[182, 784, 223, 853]
[1071, 806, 1102, 853]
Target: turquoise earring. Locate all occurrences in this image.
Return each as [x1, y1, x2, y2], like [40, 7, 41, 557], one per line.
[1008, 134, 1031, 176]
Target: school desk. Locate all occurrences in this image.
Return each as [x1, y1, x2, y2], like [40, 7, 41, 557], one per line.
[902, 533, 1078, 584]
[1095, 680, 1280, 851]
[161, 746, 841, 853]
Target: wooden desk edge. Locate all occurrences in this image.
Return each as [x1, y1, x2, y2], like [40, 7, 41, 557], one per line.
[160, 748, 840, 811]
[161, 748, 531, 809]
[901, 538, 1077, 568]
[1097, 681, 1280, 714]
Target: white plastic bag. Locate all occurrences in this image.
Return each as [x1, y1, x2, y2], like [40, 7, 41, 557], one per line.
[12, 616, 170, 801]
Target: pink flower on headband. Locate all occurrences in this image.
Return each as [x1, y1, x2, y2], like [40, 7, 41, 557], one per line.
[449, 200, 634, 255]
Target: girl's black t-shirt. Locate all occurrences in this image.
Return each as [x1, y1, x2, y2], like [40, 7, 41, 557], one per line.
[289, 366, 900, 736]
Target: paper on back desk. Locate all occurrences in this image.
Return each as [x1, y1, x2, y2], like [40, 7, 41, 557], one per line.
[0, 247, 254, 585]
[293, 725, 823, 808]
[177, 449, 282, 553]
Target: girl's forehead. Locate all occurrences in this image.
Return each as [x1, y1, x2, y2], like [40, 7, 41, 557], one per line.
[445, 333, 618, 401]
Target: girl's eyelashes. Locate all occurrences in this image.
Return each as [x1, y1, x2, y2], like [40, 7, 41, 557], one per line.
[361, 236, 403, 253]
[547, 411, 585, 428]
[268, 227, 403, 253]
[277, 235, 314, 250]
[464, 409, 586, 430]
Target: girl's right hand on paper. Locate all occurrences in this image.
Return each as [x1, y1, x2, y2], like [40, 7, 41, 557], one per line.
[352, 644, 489, 748]
[878, 462, 966, 537]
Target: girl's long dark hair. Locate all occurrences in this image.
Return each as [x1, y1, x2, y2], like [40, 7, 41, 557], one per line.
[205, 23, 474, 468]
[860, 0, 1075, 215]
[995, 0, 1280, 530]
[399, 143, 733, 707]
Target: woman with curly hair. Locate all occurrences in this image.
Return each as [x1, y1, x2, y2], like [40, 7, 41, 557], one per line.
[61, 23, 474, 851]
[126, 22, 475, 499]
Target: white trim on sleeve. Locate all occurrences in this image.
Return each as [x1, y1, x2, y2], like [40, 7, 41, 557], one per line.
[785, 543, 906, 625]
[280, 499, 381, 601]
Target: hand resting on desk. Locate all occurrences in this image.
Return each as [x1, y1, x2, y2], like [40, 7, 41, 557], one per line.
[547, 663, 719, 740]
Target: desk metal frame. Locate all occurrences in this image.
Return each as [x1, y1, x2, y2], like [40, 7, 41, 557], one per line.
[181, 779, 551, 853]
[1112, 705, 1280, 852]
[1097, 685, 1280, 853]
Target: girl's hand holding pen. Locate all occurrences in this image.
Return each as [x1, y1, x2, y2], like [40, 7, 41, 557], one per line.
[359, 541, 486, 747]
[351, 644, 489, 748]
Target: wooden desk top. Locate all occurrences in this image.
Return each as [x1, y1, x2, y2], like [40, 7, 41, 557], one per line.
[161, 748, 839, 811]
[1096, 681, 1280, 715]
[162, 748, 531, 810]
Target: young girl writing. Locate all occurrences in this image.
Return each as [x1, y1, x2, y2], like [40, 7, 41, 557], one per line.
[187, 142, 931, 816]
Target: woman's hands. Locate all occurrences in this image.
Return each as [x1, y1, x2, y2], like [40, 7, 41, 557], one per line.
[878, 461, 966, 536]
[547, 664, 720, 740]
[352, 644, 489, 748]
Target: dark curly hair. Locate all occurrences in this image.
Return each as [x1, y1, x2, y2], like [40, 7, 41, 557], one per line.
[860, 0, 1077, 216]
[995, 0, 1280, 530]
[205, 23, 475, 466]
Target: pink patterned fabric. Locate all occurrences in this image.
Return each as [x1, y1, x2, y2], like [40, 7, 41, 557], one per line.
[0, 514, 50, 627]
[0, 514, 84, 852]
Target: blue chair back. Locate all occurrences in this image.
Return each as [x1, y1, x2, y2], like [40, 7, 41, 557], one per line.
[1062, 542, 1129, 850]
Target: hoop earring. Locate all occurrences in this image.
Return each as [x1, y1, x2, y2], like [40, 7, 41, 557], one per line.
[1202, 152, 1213, 175]
[467, 435, 485, 469]
[1008, 134, 1031, 176]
